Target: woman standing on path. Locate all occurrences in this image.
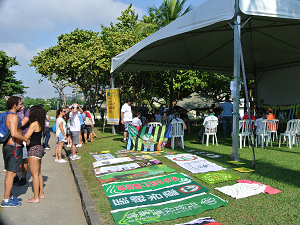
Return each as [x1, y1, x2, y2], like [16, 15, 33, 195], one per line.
[55, 107, 68, 163]
[24, 105, 46, 203]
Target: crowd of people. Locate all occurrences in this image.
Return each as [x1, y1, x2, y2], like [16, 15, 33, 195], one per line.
[1, 95, 97, 207]
[1, 95, 47, 207]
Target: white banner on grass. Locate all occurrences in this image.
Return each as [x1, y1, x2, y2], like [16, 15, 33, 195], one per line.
[92, 157, 133, 168]
[165, 154, 226, 174]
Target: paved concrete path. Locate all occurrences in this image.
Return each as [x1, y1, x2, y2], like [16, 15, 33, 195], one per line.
[0, 132, 88, 225]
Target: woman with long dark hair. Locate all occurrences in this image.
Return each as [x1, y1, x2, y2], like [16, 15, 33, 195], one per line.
[24, 105, 46, 203]
[55, 107, 67, 163]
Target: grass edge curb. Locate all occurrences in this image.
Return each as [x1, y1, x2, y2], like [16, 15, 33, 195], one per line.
[65, 148, 102, 225]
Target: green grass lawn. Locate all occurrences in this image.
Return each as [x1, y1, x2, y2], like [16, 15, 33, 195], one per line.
[73, 121, 300, 225]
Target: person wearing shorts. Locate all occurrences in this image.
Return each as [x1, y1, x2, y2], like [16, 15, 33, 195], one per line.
[14, 94, 30, 186]
[121, 98, 133, 143]
[55, 107, 67, 163]
[69, 103, 83, 160]
[24, 105, 46, 203]
[1, 96, 28, 208]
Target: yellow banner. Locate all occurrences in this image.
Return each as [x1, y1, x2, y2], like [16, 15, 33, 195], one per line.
[106, 88, 120, 125]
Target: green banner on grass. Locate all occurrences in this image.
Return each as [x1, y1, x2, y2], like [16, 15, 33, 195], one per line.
[108, 181, 210, 210]
[97, 165, 175, 183]
[111, 193, 227, 225]
[103, 173, 192, 197]
[194, 170, 240, 185]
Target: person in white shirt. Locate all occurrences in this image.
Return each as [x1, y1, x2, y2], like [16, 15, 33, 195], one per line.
[69, 103, 83, 160]
[194, 108, 218, 141]
[55, 107, 67, 163]
[131, 112, 142, 126]
[121, 98, 133, 142]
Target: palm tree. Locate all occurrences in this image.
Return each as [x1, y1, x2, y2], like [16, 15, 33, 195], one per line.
[147, 0, 193, 111]
[148, 0, 192, 28]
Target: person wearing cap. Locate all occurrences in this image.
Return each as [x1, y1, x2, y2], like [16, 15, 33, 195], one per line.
[267, 108, 276, 120]
[221, 96, 233, 138]
[69, 103, 83, 160]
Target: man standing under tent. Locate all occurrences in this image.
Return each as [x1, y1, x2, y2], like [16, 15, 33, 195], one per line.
[121, 98, 132, 143]
[221, 96, 233, 138]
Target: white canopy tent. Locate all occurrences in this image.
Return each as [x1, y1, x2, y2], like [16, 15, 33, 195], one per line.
[110, 0, 300, 160]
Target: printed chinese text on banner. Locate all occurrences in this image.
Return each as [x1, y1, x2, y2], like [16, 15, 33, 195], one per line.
[111, 193, 227, 225]
[97, 165, 175, 183]
[106, 88, 120, 125]
[108, 181, 210, 210]
[103, 173, 192, 197]
[127, 124, 172, 151]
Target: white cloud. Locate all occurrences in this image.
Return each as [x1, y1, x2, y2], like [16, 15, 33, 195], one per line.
[0, 42, 45, 63]
[0, 0, 144, 33]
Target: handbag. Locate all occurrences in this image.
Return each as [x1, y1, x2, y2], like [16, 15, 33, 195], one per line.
[84, 117, 93, 126]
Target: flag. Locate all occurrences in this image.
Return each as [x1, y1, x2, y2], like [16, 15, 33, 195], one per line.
[127, 124, 172, 151]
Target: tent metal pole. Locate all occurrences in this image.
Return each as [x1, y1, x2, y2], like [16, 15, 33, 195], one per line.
[111, 72, 116, 135]
[231, 0, 241, 161]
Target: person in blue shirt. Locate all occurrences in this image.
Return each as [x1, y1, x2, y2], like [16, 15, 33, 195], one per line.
[221, 96, 233, 138]
[77, 110, 86, 147]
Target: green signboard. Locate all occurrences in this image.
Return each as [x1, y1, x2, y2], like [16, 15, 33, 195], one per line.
[194, 170, 240, 185]
[97, 165, 175, 184]
[103, 173, 192, 197]
[108, 181, 210, 210]
[111, 193, 227, 225]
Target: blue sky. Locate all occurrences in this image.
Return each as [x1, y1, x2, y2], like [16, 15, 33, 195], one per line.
[0, 0, 199, 99]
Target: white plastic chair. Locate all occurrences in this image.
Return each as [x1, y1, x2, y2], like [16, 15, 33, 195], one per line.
[239, 120, 255, 148]
[202, 120, 218, 146]
[268, 119, 279, 141]
[170, 121, 185, 149]
[279, 119, 297, 149]
[255, 119, 272, 148]
[148, 122, 162, 127]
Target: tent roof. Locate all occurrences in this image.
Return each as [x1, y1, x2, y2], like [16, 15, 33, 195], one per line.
[176, 92, 221, 110]
[111, 0, 300, 77]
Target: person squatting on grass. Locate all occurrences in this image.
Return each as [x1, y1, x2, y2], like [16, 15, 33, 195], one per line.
[24, 105, 46, 203]
[1, 96, 29, 207]
[55, 107, 68, 163]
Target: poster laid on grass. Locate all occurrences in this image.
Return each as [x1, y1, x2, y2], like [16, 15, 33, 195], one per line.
[103, 173, 192, 197]
[93, 153, 115, 161]
[111, 193, 227, 225]
[194, 170, 240, 185]
[165, 154, 226, 174]
[92, 157, 133, 168]
[94, 160, 162, 176]
[127, 124, 172, 151]
[106, 88, 120, 125]
[97, 165, 175, 183]
[108, 181, 210, 210]
[175, 217, 221, 225]
[94, 163, 140, 176]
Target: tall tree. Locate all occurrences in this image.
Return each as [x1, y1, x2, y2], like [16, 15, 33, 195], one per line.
[0, 50, 27, 97]
[148, 0, 192, 28]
